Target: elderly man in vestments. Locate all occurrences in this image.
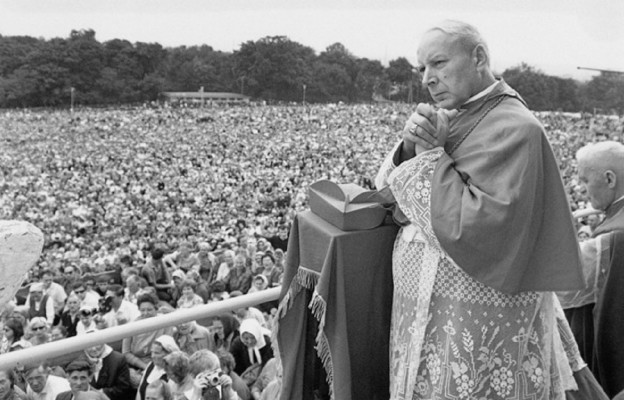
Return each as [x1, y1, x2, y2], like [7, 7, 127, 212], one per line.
[558, 141, 624, 397]
[376, 20, 593, 400]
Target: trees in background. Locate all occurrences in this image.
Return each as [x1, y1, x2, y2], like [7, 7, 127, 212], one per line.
[0, 31, 622, 113]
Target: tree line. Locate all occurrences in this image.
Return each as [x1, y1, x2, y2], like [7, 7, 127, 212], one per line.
[0, 29, 622, 113]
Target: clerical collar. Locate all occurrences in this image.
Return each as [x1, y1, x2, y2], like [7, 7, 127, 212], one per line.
[462, 80, 499, 106]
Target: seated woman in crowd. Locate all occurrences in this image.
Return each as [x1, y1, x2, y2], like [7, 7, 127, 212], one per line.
[136, 335, 179, 400]
[27, 317, 51, 346]
[173, 318, 214, 356]
[0, 318, 31, 353]
[123, 293, 174, 380]
[176, 279, 204, 309]
[230, 319, 274, 387]
[210, 314, 240, 354]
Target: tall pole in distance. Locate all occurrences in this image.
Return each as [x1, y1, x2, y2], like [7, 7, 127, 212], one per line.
[70, 87, 75, 113]
[302, 84, 307, 104]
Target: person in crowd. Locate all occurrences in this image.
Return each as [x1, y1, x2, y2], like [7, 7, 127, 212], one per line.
[49, 325, 68, 341]
[55, 360, 108, 400]
[187, 349, 241, 400]
[246, 276, 268, 295]
[169, 271, 186, 308]
[207, 282, 229, 303]
[259, 255, 280, 289]
[257, 366, 281, 400]
[229, 319, 273, 386]
[136, 335, 179, 400]
[27, 317, 51, 346]
[184, 271, 209, 304]
[162, 351, 194, 400]
[61, 265, 80, 296]
[140, 246, 173, 303]
[225, 255, 252, 294]
[58, 294, 81, 338]
[216, 351, 250, 400]
[163, 242, 199, 273]
[123, 293, 174, 371]
[0, 318, 31, 353]
[101, 284, 140, 328]
[176, 280, 204, 309]
[94, 277, 110, 298]
[0, 369, 27, 400]
[172, 318, 214, 356]
[75, 306, 98, 336]
[23, 362, 70, 400]
[559, 141, 624, 397]
[249, 358, 278, 400]
[79, 330, 133, 400]
[232, 306, 267, 331]
[83, 278, 99, 301]
[215, 251, 235, 283]
[375, 20, 586, 398]
[26, 283, 55, 326]
[72, 280, 100, 310]
[144, 379, 172, 400]
[209, 314, 239, 354]
[39, 269, 67, 317]
[124, 275, 145, 305]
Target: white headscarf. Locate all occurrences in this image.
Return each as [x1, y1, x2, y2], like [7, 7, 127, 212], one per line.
[239, 318, 266, 365]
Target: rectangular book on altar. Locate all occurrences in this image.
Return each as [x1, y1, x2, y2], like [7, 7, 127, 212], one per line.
[308, 180, 389, 231]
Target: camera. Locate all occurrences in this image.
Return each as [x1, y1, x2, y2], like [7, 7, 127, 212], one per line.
[98, 296, 113, 314]
[206, 371, 222, 386]
[201, 370, 224, 400]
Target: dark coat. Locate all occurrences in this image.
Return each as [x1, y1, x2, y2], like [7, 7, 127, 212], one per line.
[78, 350, 134, 400]
[230, 334, 274, 376]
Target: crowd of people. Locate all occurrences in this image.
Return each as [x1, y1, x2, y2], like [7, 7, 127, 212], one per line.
[0, 102, 622, 399]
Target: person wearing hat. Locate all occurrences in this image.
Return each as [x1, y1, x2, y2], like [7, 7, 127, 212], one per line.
[135, 335, 179, 400]
[26, 282, 55, 326]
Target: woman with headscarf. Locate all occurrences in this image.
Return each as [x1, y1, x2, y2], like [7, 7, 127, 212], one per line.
[135, 335, 180, 400]
[230, 319, 273, 387]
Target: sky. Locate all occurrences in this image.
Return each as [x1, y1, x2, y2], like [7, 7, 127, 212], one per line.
[1, 0, 623, 81]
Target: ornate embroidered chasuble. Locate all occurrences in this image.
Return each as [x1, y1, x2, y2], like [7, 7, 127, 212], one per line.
[377, 148, 580, 400]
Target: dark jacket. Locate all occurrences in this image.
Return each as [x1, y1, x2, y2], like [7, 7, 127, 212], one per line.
[78, 350, 134, 400]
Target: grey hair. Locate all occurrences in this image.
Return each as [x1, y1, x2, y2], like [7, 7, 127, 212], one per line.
[576, 141, 624, 173]
[189, 349, 221, 377]
[427, 20, 490, 64]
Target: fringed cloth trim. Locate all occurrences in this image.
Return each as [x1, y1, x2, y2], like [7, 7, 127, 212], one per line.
[311, 290, 334, 399]
[272, 266, 321, 375]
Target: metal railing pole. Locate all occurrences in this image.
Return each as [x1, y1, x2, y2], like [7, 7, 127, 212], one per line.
[0, 287, 281, 369]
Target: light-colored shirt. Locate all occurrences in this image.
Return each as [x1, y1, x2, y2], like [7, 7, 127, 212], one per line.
[27, 374, 70, 400]
[43, 282, 67, 314]
[103, 300, 140, 328]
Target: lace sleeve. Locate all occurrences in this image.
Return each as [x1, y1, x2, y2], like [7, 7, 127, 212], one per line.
[375, 141, 402, 190]
[387, 148, 443, 233]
